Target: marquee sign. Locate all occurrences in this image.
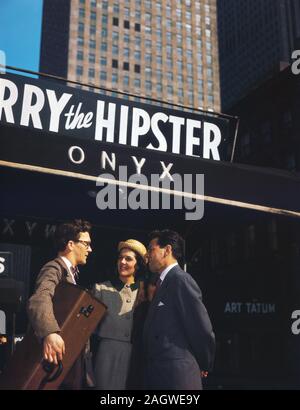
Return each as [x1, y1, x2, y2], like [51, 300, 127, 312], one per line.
[0, 73, 234, 162]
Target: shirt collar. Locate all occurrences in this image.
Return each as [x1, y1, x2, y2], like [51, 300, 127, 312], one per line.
[111, 277, 139, 292]
[60, 256, 76, 283]
[160, 262, 178, 283]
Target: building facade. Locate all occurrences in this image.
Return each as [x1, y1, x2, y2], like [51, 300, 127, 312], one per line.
[40, 0, 220, 111]
[218, 0, 300, 110]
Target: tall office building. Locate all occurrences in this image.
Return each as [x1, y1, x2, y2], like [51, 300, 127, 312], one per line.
[218, 0, 300, 111]
[40, 0, 220, 112]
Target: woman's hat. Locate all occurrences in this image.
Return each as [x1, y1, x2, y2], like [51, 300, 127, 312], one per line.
[118, 239, 147, 261]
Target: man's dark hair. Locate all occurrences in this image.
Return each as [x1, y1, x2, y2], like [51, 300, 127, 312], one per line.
[54, 219, 92, 252]
[148, 229, 185, 261]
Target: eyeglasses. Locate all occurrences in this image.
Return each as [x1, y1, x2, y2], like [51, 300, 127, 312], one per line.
[76, 240, 92, 249]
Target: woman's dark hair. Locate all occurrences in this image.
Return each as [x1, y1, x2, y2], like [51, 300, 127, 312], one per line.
[117, 248, 147, 279]
[54, 219, 92, 252]
[148, 229, 185, 261]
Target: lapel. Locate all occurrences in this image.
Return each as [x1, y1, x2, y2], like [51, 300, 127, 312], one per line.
[145, 265, 179, 327]
[54, 257, 74, 284]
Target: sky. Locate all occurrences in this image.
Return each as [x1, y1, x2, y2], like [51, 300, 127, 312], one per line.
[0, 0, 43, 73]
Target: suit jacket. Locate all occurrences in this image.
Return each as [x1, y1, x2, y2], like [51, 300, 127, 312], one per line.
[143, 265, 215, 390]
[27, 258, 74, 339]
[27, 258, 85, 389]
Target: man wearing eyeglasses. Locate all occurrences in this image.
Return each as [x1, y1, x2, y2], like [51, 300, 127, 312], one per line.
[27, 219, 92, 389]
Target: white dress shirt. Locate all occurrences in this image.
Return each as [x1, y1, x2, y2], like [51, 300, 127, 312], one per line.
[60, 256, 77, 284]
[159, 262, 178, 284]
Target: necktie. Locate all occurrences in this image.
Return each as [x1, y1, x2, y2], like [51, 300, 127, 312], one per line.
[71, 266, 79, 282]
[156, 277, 162, 290]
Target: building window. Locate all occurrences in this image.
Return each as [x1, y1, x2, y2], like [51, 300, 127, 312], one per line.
[208, 95, 214, 104]
[112, 31, 119, 43]
[145, 81, 152, 91]
[134, 78, 141, 88]
[134, 50, 141, 60]
[102, 1, 108, 10]
[101, 28, 108, 37]
[145, 67, 151, 77]
[76, 66, 83, 76]
[113, 3, 119, 13]
[145, 54, 152, 64]
[166, 5, 171, 17]
[145, 12, 151, 24]
[134, 64, 141, 73]
[77, 50, 83, 61]
[123, 62, 130, 71]
[79, 8, 85, 19]
[90, 25, 96, 35]
[124, 48, 130, 58]
[89, 39, 96, 49]
[124, 34, 129, 43]
[177, 74, 183, 83]
[186, 37, 192, 49]
[91, 11, 96, 21]
[167, 85, 173, 95]
[157, 83, 162, 93]
[205, 29, 211, 38]
[135, 36, 141, 47]
[112, 59, 118, 69]
[135, 23, 141, 32]
[88, 68, 95, 78]
[113, 17, 119, 26]
[101, 42, 107, 52]
[124, 20, 130, 29]
[77, 37, 84, 47]
[100, 57, 107, 66]
[188, 91, 193, 104]
[207, 55, 212, 65]
[112, 45, 118, 55]
[78, 22, 84, 33]
[102, 15, 108, 25]
[89, 53, 95, 63]
[112, 73, 118, 84]
[156, 55, 162, 65]
[167, 72, 173, 82]
[187, 63, 193, 75]
[135, 10, 141, 19]
[100, 71, 107, 81]
[176, 34, 182, 44]
[123, 75, 129, 86]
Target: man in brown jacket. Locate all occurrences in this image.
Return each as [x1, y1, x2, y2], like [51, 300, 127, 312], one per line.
[27, 219, 92, 388]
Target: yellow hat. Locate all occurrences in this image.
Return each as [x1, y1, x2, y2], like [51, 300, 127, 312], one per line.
[118, 239, 147, 261]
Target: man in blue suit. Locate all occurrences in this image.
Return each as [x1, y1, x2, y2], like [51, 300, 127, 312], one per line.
[143, 229, 215, 390]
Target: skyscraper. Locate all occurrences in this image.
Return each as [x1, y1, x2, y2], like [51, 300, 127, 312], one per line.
[39, 0, 220, 112]
[218, 0, 300, 110]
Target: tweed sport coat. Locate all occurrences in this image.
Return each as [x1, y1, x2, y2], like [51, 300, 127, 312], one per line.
[27, 257, 75, 339]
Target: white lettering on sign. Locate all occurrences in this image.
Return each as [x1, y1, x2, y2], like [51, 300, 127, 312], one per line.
[0, 76, 225, 160]
[224, 302, 276, 314]
[291, 310, 300, 335]
[0, 257, 5, 274]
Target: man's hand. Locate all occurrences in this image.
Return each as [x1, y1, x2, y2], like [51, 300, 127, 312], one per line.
[43, 333, 65, 365]
[201, 371, 208, 378]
